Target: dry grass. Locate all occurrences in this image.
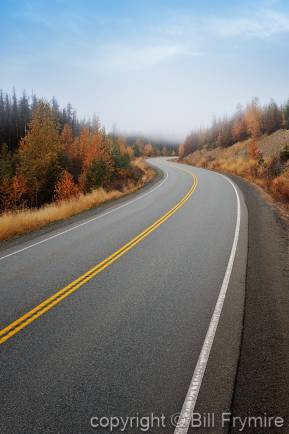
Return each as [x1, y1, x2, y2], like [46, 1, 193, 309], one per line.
[0, 158, 155, 241]
[183, 134, 289, 216]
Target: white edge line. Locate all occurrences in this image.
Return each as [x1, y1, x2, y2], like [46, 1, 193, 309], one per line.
[0, 169, 169, 262]
[174, 173, 241, 434]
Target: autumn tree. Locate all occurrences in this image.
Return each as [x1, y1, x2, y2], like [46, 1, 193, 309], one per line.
[78, 128, 114, 191]
[60, 123, 82, 180]
[244, 99, 262, 138]
[10, 174, 27, 208]
[232, 108, 247, 142]
[54, 170, 79, 201]
[126, 146, 134, 159]
[262, 101, 281, 134]
[18, 101, 62, 206]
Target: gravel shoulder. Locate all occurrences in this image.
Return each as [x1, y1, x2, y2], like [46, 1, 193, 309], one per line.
[228, 174, 289, 433]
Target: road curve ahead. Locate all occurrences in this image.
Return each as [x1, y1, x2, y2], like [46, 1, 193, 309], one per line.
[0, 158, 247, 434]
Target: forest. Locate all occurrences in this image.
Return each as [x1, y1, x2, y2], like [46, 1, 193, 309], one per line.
[180, 98, 289, 205]
[0, 90, 173, 214]
[180, 98, 289, 156]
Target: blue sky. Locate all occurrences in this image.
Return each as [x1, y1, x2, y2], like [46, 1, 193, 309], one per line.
[1, 0, 289, 140]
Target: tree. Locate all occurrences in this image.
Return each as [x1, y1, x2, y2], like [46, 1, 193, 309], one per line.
[126, 146, 134, 159]
[60, 123, 82, 180]
[244, 99, 262, 138]
[54, 170, 79, 201]
[0, 144, 14, 180]
[282, 100, 289, 128]
[85, 159, 110, 192]
[78, 127, 114, 190]
[10, 174, 27, 208]
[262, 101, 281, 134]
[18, 101, 62, 206]
[232, 117, 247, 142]
[111, 137, 130, 169]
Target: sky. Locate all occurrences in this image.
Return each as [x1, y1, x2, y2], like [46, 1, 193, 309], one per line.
[1, 0, 289, 141]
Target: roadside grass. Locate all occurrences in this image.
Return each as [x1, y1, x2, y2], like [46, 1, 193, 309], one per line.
[183, 134, 289, 212]
[0, 158, 155, 241]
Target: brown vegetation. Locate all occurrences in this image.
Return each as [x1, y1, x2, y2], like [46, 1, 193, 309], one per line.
[182, 98, 288, 154]
[0, 91, 175, 216]
[180, 98, 289, 212]
[0, 93, 160, 240]
[182, 135, 289, 210]
[0, 158, 154, 241]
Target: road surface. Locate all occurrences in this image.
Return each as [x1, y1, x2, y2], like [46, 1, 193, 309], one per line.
[0, 158, 248, 433]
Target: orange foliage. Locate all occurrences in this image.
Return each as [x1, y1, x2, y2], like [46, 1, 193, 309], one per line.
[244, 100, 262, 138]
[126, 146, 134, 159]
[54, 170, 80, 201]
[270, 173, 289, 201]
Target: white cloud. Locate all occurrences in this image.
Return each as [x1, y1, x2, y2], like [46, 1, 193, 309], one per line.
[209, 9, 289, 39]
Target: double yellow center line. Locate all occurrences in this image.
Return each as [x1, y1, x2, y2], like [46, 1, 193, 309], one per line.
[0, 169, 198, 345]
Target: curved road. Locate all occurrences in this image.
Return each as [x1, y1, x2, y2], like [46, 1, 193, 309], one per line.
[0, 159, 248, 433]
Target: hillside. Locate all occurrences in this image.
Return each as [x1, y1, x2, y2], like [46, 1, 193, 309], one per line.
[182, 129, 289, 214]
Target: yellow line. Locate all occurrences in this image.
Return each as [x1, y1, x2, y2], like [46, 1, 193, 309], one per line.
[0, 168, 198, 345]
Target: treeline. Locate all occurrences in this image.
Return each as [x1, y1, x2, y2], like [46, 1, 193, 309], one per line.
[0, 89, 177, 158]
[0, 95, 142, 212]
[181, 98, 289, 156]
[0, 89, 86, 154]
[126, 135, 177, 158]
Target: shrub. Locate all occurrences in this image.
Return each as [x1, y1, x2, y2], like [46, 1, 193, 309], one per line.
[85, 159, 110, 192]
[54, 170, 80, 201]
[270, 173, 289, 201]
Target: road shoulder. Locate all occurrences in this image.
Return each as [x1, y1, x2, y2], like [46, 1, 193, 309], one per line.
[228, 175, 289, 433]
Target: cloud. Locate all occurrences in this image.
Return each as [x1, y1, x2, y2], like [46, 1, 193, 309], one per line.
[97, 43, 203, 71]
[209, 9, 289, 39]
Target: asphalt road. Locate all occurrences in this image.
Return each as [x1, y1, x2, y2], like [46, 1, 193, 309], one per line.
[0, 158, 248, 434]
